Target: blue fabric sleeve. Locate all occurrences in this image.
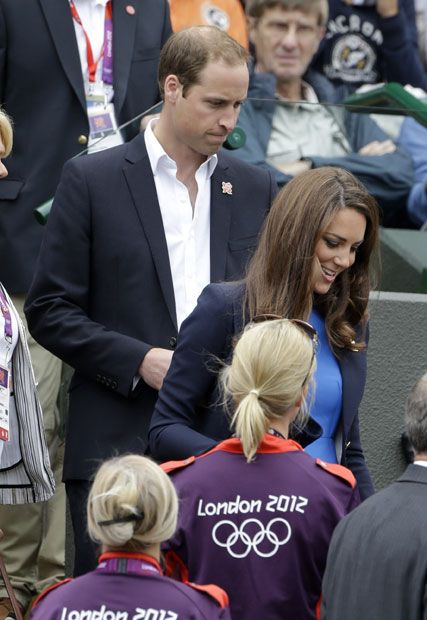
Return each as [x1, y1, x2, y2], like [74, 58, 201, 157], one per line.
[398, 117, 427, 225]
[309, 112, 413, 221]
[379, 6, 427, 90]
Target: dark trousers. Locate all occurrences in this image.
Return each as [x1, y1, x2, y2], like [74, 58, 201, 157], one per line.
[66, 480, 99, 577]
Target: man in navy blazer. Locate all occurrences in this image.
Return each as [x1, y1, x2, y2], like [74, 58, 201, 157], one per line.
[322, 372, 427, 620]
[25, 26, 276, 575]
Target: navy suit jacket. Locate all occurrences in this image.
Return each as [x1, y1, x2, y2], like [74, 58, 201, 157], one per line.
[322, 464, 427, 619]
[149, 282, 374, 500]
[25, 136, 277, 480]
[0, 0, 171, 292]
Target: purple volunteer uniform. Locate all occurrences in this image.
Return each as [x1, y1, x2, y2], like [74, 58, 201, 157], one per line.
[30, 553, 230, 620]
[163, 435, 360, 620]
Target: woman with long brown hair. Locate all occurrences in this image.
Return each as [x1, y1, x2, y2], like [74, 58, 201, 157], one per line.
[149, 166, 380, 499]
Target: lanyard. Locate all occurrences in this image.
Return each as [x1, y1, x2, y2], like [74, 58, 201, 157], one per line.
[70, 0, 113, 85]
[97, 552, 163, 577]
[0, 287, 12, 344]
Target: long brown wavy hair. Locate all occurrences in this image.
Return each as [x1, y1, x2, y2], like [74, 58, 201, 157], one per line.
[244, 167, 380, 351]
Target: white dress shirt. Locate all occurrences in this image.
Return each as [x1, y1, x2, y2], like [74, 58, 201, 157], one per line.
[144, 119, 217, 329]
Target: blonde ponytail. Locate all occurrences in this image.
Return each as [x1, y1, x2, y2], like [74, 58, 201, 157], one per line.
[221, 319, 316, 462]
[231, 391, 267, 462]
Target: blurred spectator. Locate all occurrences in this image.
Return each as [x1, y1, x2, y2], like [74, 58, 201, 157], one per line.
[162, 318, 359, 619]
[0, 0, 171, 615]
[321, 372, 427, 620]
[169, 0, 249, 48]
[397, 116, 427, 227]
[312, 0, 427, 91]
[234, 0, 414, 227]
[0, 109, 54, 620]
[415, 0, 427, 69]
[30, 455, 230, 620]
[0, 109, 54, 505]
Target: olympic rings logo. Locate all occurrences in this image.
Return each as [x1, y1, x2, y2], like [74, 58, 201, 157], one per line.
[212, 518, 292, 558]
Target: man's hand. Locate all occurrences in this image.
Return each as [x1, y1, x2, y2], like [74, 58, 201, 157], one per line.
[138, 347, 173, 391]
[342, 0, 398, 18]
[277, 159, 312, 177]
[358, 139, 396, 156]
[376, 0, 398, 18]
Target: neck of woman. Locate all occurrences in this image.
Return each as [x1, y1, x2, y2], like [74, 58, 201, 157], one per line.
[269, 418, 290, 440]
[269, 404, 301, 440]
[101, 543, 161, 562]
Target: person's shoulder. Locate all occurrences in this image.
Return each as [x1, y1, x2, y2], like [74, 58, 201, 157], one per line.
[218, 149, 272, 183]
[198, 281, 245, 309]
[305, 68, 341, 103]
[31, 576, 81, 610]
[314, 458, 357, 489]
[161, 455, 196, 475]
[66, 134, 144, 174]
[163, 573, 229, 613]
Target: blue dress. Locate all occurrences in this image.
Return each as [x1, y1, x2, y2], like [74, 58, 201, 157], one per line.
[304, 309, 342, 464]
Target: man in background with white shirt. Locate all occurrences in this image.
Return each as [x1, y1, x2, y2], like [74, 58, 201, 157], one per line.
[25, 26, 276, 576]
[322, 372, 427, 620]
[0, 1, 171, 616]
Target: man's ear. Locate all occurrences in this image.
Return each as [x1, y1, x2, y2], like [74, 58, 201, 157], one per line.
[247, 16, 257, 45]
[163, 74, 181, 103]
[313, 27, 326, 55]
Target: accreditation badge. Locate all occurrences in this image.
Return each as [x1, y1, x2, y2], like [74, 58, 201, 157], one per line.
[86, 95, 123, 152]
[0, 365, 10, 441]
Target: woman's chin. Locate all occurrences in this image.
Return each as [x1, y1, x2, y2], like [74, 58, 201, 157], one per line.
[313, 281, 333, 295]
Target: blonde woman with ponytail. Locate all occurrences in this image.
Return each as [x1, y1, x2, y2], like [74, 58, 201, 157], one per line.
[31, 455, 231, 620]
[162, 319, 360, 620]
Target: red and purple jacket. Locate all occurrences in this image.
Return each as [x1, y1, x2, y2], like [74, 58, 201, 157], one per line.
[30, 552, 230, 620]
[162, 434, 360, 620]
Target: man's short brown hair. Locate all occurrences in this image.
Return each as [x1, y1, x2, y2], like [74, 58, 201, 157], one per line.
[158, 26, 249, 99]
[246, 0, 328, 27]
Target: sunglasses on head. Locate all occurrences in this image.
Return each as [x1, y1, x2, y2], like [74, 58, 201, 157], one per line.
[250, 314, 318, 386]
[251, 314, 318, 346]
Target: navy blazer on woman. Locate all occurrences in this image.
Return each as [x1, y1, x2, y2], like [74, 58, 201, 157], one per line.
[149, 282, 374, 500]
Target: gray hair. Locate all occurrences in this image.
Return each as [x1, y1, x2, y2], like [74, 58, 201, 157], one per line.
[404, 373, 427, 455]
[246, 0, 328, 27]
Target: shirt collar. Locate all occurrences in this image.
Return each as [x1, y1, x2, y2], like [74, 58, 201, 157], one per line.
[276, 80, 319, 110]
[301, 81, 319, 103]
[413, 460, 427, 468]
[70, 0, 109, 6]
[144, 118, 218, 178]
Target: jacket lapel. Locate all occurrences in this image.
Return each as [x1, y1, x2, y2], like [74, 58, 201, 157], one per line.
[39, 0, 86, 112]
[112, 0, 137, 119]
[123, 136, 177, 330]
[210, 158, 233, 282]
